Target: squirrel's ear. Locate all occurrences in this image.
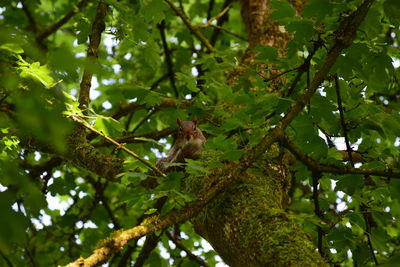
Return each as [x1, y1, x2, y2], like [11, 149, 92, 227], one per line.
[192, 117, 198, 125]
[176, 118, 182, 125]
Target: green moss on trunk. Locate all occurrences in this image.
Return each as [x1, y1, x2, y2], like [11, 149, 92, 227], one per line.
[184, 149, 326, 266]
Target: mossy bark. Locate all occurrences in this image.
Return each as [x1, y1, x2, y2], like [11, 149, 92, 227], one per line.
[184, 149, 326, 266]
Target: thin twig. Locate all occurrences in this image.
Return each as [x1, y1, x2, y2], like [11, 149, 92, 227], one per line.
[210, 0, 234, 45]
[166, 231, 210, 267]
[92, 127, 174, 148]
[280, 135, 400, 179]
[334, 75, 354, 166]
[257, 68, 297, 83]
[195, 3, 232, 29]
[130, 109, 156, 134]
[209, 24, 247, 41]
[312, 171, 325, 257]
[361, 204, 379, 265]
[36, 0, 90, 42]
[158, 20, 179, 97]
[68, 115, 166, 177]
[164, 0, 215, 52]
[285, 38, 323, 97]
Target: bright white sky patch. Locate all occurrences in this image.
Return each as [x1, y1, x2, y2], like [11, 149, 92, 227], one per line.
[124, 53, 132, 60]
[191, 67, 199, 76]
[102, 101, 112, 109]
[90, 77, 100, 100]
[112, 64, 121, 73]
[47, 193, 73, 216]
[393, 59, 400, 68]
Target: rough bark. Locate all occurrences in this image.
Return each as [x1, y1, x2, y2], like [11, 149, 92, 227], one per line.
[185, 0, 327, 266]
[185, 148, 326, 266]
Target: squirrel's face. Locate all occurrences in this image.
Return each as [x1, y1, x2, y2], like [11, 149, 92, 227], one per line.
[178, 121, 198, 141]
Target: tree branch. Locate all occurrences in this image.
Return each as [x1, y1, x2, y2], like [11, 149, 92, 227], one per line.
[241, 0, 376, 167]
[158, 20, 179, 97]
[36, 0, 90, 42]
[280, 135, 400, 179]
[132, 233, 162, 267]
[166, 231, 210, 267]
[92, 127, 174, 148]
[164, 0, 215, 52]
[334, 75, 354, 166]
[195, 3, 232, 29]
[68, 115, 166, 177]
[64, 177, 233, 267]
[111, 98, 191, 120]
[78, 2, 107, 113]
[21, 0, 38, 34]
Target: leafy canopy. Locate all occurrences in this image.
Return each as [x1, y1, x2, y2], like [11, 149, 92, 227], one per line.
[0, 0, 400, 266]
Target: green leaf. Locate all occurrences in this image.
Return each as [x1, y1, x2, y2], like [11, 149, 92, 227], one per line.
[221, 149, 244, 162]
[143, 41, 161, 70]
[76, 17, 91, 44]
[371, 227, 389, 252]
[93, 115, 124, 137]
[384, 0, 400, 24]
[121, 172, 148, 186]
[389, 179, 400, 201]
[253, 45, 278, 62]
[144, 208, 158, 215]
[270, 0, 296, 23]
[335, 174, 364, 195]
[17, 58, 55, 88]
[303, 0, 334, 21]
[326, 227, 354, 250]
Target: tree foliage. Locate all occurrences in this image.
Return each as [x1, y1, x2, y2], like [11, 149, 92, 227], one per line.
[0, 0, 400, 266]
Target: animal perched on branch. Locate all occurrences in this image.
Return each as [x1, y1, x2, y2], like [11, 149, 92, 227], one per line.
[156, 118, 206, 172]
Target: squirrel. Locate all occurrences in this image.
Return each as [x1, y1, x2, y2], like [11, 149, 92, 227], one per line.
[156, 118, 206, 172]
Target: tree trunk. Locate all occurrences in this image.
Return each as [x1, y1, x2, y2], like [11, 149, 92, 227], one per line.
[185, 0, 327, 265]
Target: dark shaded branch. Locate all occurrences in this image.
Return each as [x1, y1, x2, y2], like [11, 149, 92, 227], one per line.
[286, 37, 324, 97]
[111, 98, 191, 120]
[20, 157, 62, 179]
[78, 2, 107, 113]
[210, 24, 247, 42]
[149, 73, 170, 91]
[210, 0, 233, 46]
[280, 135, 400, 179]
[164, 0, 215, 52]
[158, 21, 179, 97]
[195, 3, 232, 29]
[361, 204, 379, 265]
[133, 233, 162, 267]
[36, 0, 90, 42]
[130, 109, 156, 134]
[312, 171, 325, 257]
[64, 177, 233, 267]
[0, 249, 14, 267]
[117, 244, 137, 267]
[166, 231, 210, 267]
[334, 75, 354, 166]
[21, 0, 38, 34]
[241, 0, 375, 167]
[92, 127, 174, 148]
[206, 0, 215, 20]
[69, 115, 166, 177]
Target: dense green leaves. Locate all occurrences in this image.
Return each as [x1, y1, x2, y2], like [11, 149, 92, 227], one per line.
[0, 0, 400, 266]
